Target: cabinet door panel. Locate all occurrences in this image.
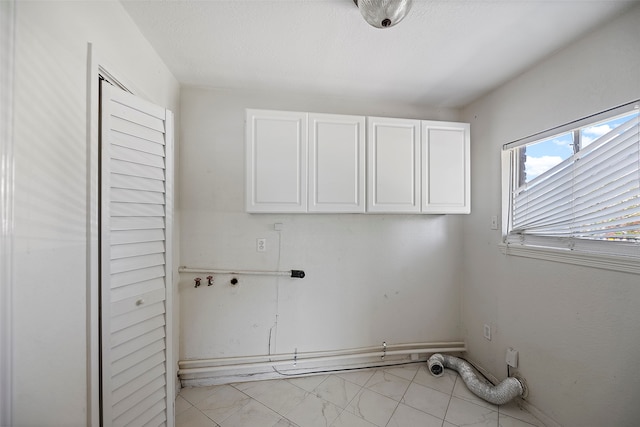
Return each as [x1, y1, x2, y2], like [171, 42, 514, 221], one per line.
[309, 113, 365, 212]
[367, 117, 421, 213]
[421, 121, 470, 214]
[246, 110, 307, 212]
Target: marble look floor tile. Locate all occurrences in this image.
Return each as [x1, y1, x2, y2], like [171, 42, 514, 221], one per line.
[381, 364, 420, 381]
[179, 386, 220, 406]
[401, 382, 451, 419]
[287, 375, 329, 393]
[219, 399, 282, 427]
[336, 369, 376, 387]
[386, 403, 444, 427]
[176, 395, 193, 415]
[453, 378, 499, 411]
[498, 414, 538, 427]
[499, 401, 543, 426]
[314, 375, 361, 409]
[346, 388, 399, 427]
[330, 410, 378, 427]
[195, 385, 252, 424]
[445, 396, 499, 427]
[176, 406, 219, 427]
[285, 393, 342, 427]
[413, 365, 458, 395]
[364, 370, 411, 401]
[235, 379, 308, 415]
[274, 418, 300, 427]
[177, 367, 542, 427]
[231, 379, 273, 397]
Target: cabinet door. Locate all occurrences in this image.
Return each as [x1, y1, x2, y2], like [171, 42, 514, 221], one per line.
[246, 109, 308, 212]
[309, 113, 365, 212]
[367, 117, 421, 213]
[421, 121, 470, 214]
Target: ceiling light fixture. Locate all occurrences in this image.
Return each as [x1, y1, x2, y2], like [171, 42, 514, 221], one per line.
[354, 0, 412, 29]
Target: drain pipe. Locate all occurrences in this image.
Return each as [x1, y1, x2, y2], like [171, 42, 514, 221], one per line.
[427, 354, 526, 405]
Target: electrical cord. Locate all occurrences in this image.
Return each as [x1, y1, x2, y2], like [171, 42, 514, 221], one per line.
[270, 359, 428, 377]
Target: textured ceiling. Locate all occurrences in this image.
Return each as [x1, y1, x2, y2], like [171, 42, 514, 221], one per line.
[121, 0, 635, 108]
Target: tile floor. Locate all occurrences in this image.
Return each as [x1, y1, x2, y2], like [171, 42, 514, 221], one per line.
[176, 363, 544, 427]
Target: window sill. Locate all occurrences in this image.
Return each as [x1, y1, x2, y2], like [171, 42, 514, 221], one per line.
[498, 243, 640, 275]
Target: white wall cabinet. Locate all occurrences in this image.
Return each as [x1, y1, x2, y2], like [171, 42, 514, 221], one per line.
[421, 121, 470, 214]
[246, 109, 470, 214]
[367, 116, 421, 213]
[246, 109, 308, 213]
[309, 113, 366, 213]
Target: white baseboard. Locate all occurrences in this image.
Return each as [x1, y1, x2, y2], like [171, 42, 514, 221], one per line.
[180, 355, 422, 387]
[179, 341, 466, 387]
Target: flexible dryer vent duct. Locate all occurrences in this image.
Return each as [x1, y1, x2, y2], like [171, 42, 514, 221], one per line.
[427, 354, 525, 405]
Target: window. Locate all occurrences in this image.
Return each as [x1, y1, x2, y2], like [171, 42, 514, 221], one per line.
[501, 100, 640, 271]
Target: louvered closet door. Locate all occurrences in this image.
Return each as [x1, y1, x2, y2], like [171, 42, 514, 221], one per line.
[101, 81, 174, 427]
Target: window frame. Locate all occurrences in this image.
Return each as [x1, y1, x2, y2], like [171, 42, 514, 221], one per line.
[500, 100, 640, 274]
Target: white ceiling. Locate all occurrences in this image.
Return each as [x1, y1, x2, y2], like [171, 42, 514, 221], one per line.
[121, 0, 635, 108]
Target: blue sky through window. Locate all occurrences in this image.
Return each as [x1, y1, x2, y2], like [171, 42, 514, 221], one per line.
[524, 132, 573, 182]
[524, 111, 639, 182]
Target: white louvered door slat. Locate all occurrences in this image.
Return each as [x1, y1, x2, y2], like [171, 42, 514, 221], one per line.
[110, 173, 166, 193]
[111, 241, 166, 260]
[112, 355, 165, 392]
[111, 216, 166, 231]
[111, 145, 166, 168]
[111, 229, 166, 246]
[111, 316, 166, 348]
[101, 81, 174, 427]
[111, 203, 167, 218]
[111, 278, 165, 303]
[111, 327, 166, 362]
[111, 289, 167, 317]
[111, 159, 165, 180]
[111, 188, 166, 204]
[111, 265, 166, 289]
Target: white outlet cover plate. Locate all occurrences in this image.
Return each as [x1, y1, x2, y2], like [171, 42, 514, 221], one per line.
[490, 216, 498, 230]
[483, 324, 491, 340]
[506, 347, 519, 367]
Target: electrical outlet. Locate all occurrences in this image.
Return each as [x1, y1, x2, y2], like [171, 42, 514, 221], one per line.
[506, 347, 519, 368]
[256, 238, 266, 252]
[490, 215, 499, 230]
[483, 324, 491, 341]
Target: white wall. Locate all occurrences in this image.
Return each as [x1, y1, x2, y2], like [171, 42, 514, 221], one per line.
[1, 2, 16, 426]
[461, 5, 640, 426]
[12, 1, 179, 425]
[179, 88, 463, 361]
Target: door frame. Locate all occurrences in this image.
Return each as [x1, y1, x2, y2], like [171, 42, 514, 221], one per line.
[87, 43, 175, 426]
[86, 43, 127, 426]
[1, 1, 15, 426]
[87, 43, 130, 427]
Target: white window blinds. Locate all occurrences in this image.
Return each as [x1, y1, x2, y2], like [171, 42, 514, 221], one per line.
[504, 103, 640, 257]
